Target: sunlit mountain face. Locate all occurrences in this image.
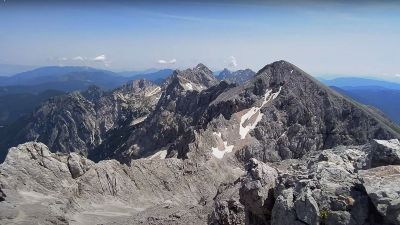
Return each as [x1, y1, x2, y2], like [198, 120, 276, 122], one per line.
[0, 1, 400, 225]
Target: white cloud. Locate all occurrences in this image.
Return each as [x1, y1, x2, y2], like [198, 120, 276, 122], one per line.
[157, 58, 177, 65]
[50, 54, 110, 67]
[395, 74, 400, 77]
[72, 56, 86, 61]
[226, 56, 237, 68]
[92, 54, 110, 67]
[93, 54, 107, 62]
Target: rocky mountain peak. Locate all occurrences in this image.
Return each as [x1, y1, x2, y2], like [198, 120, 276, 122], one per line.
[116, 79, 160, 97]
[221, 68, 230, 73]
[217, 68, 256, 84]
[165, 64, 218, 92]
[194, 63, 212, 72]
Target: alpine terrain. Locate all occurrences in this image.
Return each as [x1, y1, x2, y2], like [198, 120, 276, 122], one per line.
[1, 61, 400, 225]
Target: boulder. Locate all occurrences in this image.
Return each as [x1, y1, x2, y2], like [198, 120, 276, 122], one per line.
[371, 139, 400, 167]
[0, 188, 5, 201]
[359, 165, 400, 225]
[67, 152, 94, 178]
[239, 158, 278, 224]
[294, 188, 320, 225]
[271, 188, 303, 225]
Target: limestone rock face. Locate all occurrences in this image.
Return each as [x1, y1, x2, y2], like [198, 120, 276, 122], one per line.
[67, 152, 94, 178]
[95, 64, 230, 161]
[271, 188, 303, 225]
[239, 159, 277, 223]
[211, 143, 399, 225]
[0, 80, 161, 159]
[359, 165, 400, 225]
[209, 182, 246, 225]
[294, 188, 320, 225]
[0, 142, 243, 225]
[236, 61, 400, 162]
[370, 139, 400, 167]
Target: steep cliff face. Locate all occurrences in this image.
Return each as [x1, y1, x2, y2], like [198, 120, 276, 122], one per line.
[93, 61, 399, 163]
[3, 92, 101, 156]
[92, 64, 229, 161]
[0, 80, 161, 159]
[157, 60, 400, 163]
[225, 61, 400, 162]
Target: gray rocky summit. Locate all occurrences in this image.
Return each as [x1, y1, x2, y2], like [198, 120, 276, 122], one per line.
[1, 60, 400, 225]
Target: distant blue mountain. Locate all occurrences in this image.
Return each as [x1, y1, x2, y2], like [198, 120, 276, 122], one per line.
[332, 87, 400, 125]
[0, 66, 174, 95]
[319, 77, 400, 125]
[118, 68, 160, 77]
[0, 66, 119, 86]
[130, 69, 174, 84]
[319, 77, 400, 90]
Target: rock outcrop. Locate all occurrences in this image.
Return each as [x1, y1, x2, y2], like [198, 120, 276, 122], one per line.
[370, 139, 400, 167]
[239, 159, 277, 224]
[359, 165, 400, 225]
[0, 142, 243, 224]
[210, 140, 400, 225]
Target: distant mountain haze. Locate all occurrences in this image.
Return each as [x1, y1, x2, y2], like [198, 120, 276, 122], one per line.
[318, 77, 400, 90]
[216, 68, 256, 84]
[319, 77, 400, 125]
[0, 66, 174, 93]
[0, 90, 65, 126]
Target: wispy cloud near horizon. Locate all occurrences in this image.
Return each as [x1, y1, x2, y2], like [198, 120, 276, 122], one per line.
[52, 54, 110, 67]
[157, 58, 177, 65]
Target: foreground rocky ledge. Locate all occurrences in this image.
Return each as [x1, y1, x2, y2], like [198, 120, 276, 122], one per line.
[1, 139, 400, 225]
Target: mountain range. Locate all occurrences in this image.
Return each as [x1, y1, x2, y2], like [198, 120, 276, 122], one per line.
[0, 61, 400, 225]
[0, 67, 174, 127]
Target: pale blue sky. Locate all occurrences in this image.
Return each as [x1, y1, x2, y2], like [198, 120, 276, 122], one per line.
[0, 0, 399, 79]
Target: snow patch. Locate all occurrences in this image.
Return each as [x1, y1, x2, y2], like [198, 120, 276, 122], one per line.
[131, 116, 148, 126]
[290, 70, 294, 74]
[145, 87, 161, 97]
[185, 83, 194, 90]
[211, 132, 234, 159]
[239, 87, 282, 139]
[375, 139, 400, 149]
[147, 150, 168, 160]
